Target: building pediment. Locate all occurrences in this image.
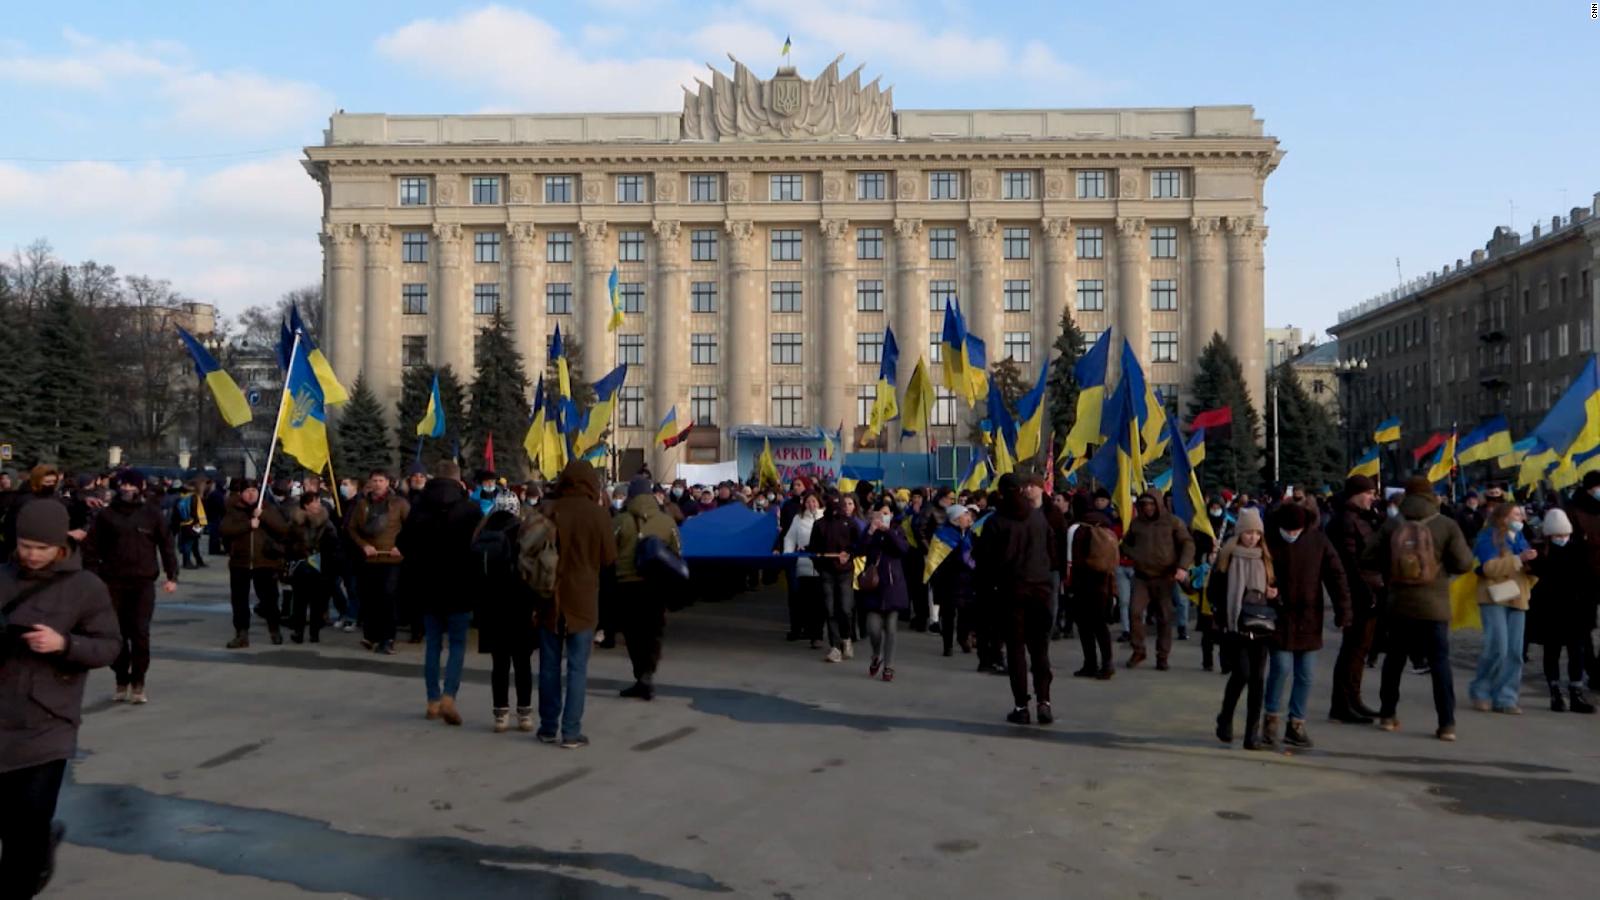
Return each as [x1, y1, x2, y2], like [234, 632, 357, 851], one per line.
[681, 54, 894, 143]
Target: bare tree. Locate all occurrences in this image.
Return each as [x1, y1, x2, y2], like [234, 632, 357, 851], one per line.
[231, 284, 324, 352]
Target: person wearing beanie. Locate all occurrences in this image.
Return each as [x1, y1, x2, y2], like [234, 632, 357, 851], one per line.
[218, 478, 293, 649]
[1259, 503, 1352, 751]
[397, 459, 482, 725]
[1325, 473, 1385, 724]
[1119, 491, 1196, 671]
[468, 468, 502, 517]
[975, 471, 1056, 725]
[1, 498, 121, 896]
[612, 473, 681, 701]
[0, 466, 65, 560]
[347, 469, 411, 654]
[1066, 495, 1119, 680]
[1210, 506, 1275, 749]
[83, 470, 178, 704]
[1363, 472, 1475, 740]
[1527, 507, 1596, 712]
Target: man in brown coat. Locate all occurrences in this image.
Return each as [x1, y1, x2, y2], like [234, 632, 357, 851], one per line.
[347, 469, 410, 655]
[218, 479, 292, 648]
[1261, 503, 1352, 750]
[1120, 491, 1195, 670]
[1, 500, 121, 897]
[535, 460, 617, 748]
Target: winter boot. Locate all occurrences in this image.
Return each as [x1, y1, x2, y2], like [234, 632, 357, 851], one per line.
[516, 706, 535, 732]
[225, 630, 249, 649]
[439, 695, 463, 726]
[1283, 719, 1314, 749]
[1261, 713, 1281, 748]
[1550, 682, 1568, 712]
[1571, 685, 1597, 714]
[493, 708, 511, 733]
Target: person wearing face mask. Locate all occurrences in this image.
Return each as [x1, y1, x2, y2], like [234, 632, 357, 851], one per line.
[285, 491, 341, 645]
[1467, 501, 1537, 715]
[82, 470, 177, 704]
[469, 470, 503, 517]
[783, 492, 825, 648]
[1528, 508, 1595, 713]
[976, 474, 1056, 725]
[1561, 471, 1600, 689]
[1119, 491, 1195, 670]
[333, 478, 364, 632]
[857, 500, 911, 682]
[0, 465, 65, 560]
[1259, 503, 1351, 750]
[1325, 475, 1386, 724]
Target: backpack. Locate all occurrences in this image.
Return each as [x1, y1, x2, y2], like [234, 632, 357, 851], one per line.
[472, 517, 522, 583]
[1083, 524, 1121, 575]
[517, 509, 560, 598]
[1389, 515, 1441, 586]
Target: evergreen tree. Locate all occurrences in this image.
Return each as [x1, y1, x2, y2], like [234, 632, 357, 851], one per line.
[335, 374, 394, 478]
[34, 272, 106, 471]
[1186, 334, 1261, 497]
[1262, 365, 1344, 491]
[0, 281, 45, 467]
[1045, 306, 1088, 450]
[968, 358, 1028, 447]
[394, 364, 467, 469]
[466, 309, 532, 480]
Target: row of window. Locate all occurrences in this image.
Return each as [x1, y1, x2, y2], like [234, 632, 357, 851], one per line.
[395, 169, 1189, 207]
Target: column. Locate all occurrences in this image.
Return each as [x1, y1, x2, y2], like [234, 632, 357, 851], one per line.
[966, 218, 1001, 358]
[1227, 216, 1267, 410]
[1040, 217, 1073, 354]
[1115, 216, 1148, 371]
[651, 220, 687, 473]
[432, 222, 466, 375]
[724, 220, 761, 433]
[1189, 217, 1224, 371]
[359, 224, 394, 410]
[578, 221, 612, 376]
[324, 223, 362, 389]
[893, 218, 927, 451]
[819, 219, 853, 437]
[507, 223, 543, 374]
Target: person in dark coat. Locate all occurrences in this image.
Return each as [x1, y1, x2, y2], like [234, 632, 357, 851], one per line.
[976, 474, 1056, 726]
[397, 462, 483, 726]
[475, 493, 538, 733]
[929, 504, 976, 657]
[1209, 508, 1276, 749]
[1120, 491, 1195, 670]
[807, 495, 859, 663]
[1528, 508, 1596, 713]
[285, 492, 342, 645]
[218, 480, 291, 649]
[858, 499, 911, 682]
[1563, 470, 1600, 688]
[1066, 495, 1117, 679]
[0, 500, 121, 897]
[1324, 475, 1385, 723]
[613, 476, 682, 701]
[203, 480, 228, 556]
[1261, 503, 1352, 750]
[82, 470, 177, 704]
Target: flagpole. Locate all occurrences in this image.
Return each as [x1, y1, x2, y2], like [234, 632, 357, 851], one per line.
[257, 330, 303, 516]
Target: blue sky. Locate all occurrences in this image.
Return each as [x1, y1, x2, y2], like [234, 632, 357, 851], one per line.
[3, 0, 1597, 338]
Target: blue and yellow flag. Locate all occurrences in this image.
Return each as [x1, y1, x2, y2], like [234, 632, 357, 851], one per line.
[1085, 371, 1141, 527]
[781, 34, 792, 55]
[551, 326, 578, 435]
[1373, 416, 1401, 445]
[1531, 355, 1600, 460]
[1457, 415, 1513, 465]
[1168, 416, 1214, 540]
[900, 356, 933, 440]
[606, 266, 625, 333]
[1118, 339, 1167, 459]
[958, 453, 990, 494]
[964, 332, 989, 405]
[1183, 428, 1205, 467]
[984, 376, 1018, 474]
[1150, 468, 1172, 492]
[416, 373, 446, 438]
[1014, 358, 1050, 461]
[940, 300, 983, 407]
[864, 325, 900, 440]
[276, 334, 330, 474]
[922, 521, 969, 583]
[289, 304, 348, 405]
[580, 443, 608, 465]
[275, 317, 293, 372]
[1349, 446, 1380, 479]
[1499, 436, 1535, 471]
[176, 325, 252, 428]
[577, 364, 629, 454]
[1064, 329, 1110, 460]
[1425, 429, 1457, 484]
[820, 424, 837, 461]
[655, 405, 678, 449]
[524, 378, 546, 468]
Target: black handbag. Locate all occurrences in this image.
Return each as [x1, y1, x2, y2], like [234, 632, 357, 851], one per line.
[1237, 588, 1278, 637]
[636, 535, 690, 582]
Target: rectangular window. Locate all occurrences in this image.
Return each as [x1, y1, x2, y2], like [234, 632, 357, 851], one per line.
[1003, 227, 1031, 260]
[1150, 279, 1177, 311]
[1151, 170, 1183, 199]
[470, 176, 500, 205]
[857, 227, 885, 260]
[618, 334, 644, 366]
[402, 283, 428, 315]
[401, 230, 428, 263]
[856, 386, 876, 428]
[1540, 330, 1551, 361]
[691, 281, 718, 313]
[1559, 323, 1570, 356]
[1539, 283, 1550, 310]
[771, 333, 802, 365]
[1582, 319, 1593, 352]
[928, 171, 961, 200]
[616, 175, 646, 204]
[690, 333, 718, 365]
[474, 231, 501, 263]
[689, 174, 719, 203]
[857, 331, 884, 365]
[545, 283, 573, 315]
[690, 229, 718, 262]
[856, 279, 884, 312]
[1151, 331, 1178, 362]
[931, 386, 957, 427]
[618, 386, 644, 427]
[618, 230, 646, 262]
[772, 386, 804, 426]
[402, 335, 427, 369]
[1003, 331, 1032, 363]
[770, 229, 802, 261]
[770, 174, 803, 201]
[930, 279, 957, 312]
[546, 231, 573, 263]
[1001, 170, 1034, 200]
[399, 176, 429, 206]
[929, 331, 943, 363]
[771, 281, 802, 313]
[1003, 279, 1031, 312]
[856, 171, 886, 200]
[544, 175, 574, 203]
[1076, 226, 1103, 259]
[690, 386, 717, 426]
[618, 282, 644, 314]
[472, 283, 500, 316]
[1525, 382, 1534, 412]
[1150, 226, 1177, 259]
[1076, 279, 1105, 311]
[929, 227, 957, 260]
[1157, 384, 1180, 413]
[1075, 170, 1108, 199]
[1560, 276, 1568, 304]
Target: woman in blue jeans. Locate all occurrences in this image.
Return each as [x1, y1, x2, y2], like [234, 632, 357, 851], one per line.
[1262, 503, 1352, 750]
[1469, 502, 1535, 714]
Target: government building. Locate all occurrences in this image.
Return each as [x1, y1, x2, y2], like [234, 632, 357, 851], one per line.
[303, 56, 1282, 472]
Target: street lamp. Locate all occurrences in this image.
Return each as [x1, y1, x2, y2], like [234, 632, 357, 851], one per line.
[1334, 357, 1370, 471]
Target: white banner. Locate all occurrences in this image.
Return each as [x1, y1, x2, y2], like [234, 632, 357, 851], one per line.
[676, 460, 740, 485]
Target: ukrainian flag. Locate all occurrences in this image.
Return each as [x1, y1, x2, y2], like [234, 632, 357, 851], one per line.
[580, 443, 608, 465]
[1349, 446, 1380, 478]
[1457, 415, 1513, 465]
[416, 373, 446, 438]
[1151, 468, 1172, 492]
[958, 453, 990, 494]
[864, 325, 900, 440]
[820, 425, 836, 461]
[276, 333, 331, 474]
[1499, 436, 1535, 471]
[1425, 429, 1457, 483]
[176, 325, 252, 428]
[1064, 328, 1110, 460]
[940, 301, 978, 407]
[523, 378, 546, 468]
[781, 34, 792, 55]
[606, 266, 625, 333]
[964, 332, 989, 405]
[577, 364, 629, 454]
[984, 377, 1018, 475]
[655, 405, 678, 449]
[922, 522, 967, 583]
[551, 326, 578, 435]
[1014, 358, 1051, 461]
[1531, 355, 1600, 461]
[289, 304, 348, 405]
[1085, 372, 1141, 527]
[900, 357, 933, 440]
[1118, 340, 1167, 458]
[1168, 416, 1214, 540]
[1183, 428, 1205, 467]
[1373, 416, 1402, 445]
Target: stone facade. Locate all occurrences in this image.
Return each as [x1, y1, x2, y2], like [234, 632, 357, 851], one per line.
[303, 57, 1281, 472]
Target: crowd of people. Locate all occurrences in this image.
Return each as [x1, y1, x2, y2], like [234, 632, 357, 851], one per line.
[3, 455, 1600, 896]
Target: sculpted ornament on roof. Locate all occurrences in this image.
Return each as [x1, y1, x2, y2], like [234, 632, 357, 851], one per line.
[681, 54, 894, 142]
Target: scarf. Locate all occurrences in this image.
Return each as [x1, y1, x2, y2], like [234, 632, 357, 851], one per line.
[1219, 540, 1268, 633]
